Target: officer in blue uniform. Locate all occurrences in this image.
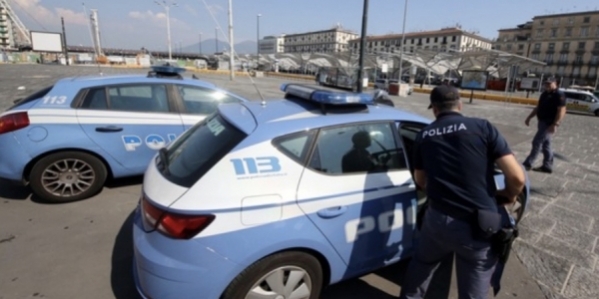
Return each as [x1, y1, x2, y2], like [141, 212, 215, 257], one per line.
[522, 78, 566, 173]
[399, 85, 526, 299]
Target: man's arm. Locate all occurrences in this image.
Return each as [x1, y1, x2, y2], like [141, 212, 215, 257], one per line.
[553, 93, 567, 126]
[495, 154, 526, 203]
[414, 169, 426, 190]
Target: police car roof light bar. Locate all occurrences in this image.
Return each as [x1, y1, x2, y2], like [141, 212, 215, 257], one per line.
[147, 65, 187, 79]
[280, 84, 374, 105]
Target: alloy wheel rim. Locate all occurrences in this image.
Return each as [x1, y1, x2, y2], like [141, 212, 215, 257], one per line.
[245, 266, 312, 299]
[41, 158, 95, 197]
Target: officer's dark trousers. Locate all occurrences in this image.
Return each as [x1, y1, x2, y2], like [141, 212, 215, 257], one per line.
[523, 120, 554, 169]
[400, 208, 498, 299]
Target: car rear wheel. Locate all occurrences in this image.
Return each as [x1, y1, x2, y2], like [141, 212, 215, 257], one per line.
[30, 151, 107, 203]
[221, 251, 323, 299]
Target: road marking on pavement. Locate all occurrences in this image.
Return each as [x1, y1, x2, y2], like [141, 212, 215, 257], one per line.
[560, 264, 575, 295]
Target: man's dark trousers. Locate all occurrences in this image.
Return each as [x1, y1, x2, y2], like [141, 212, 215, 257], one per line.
[400, 208, 498, 299]
[523, 121, 554, 170]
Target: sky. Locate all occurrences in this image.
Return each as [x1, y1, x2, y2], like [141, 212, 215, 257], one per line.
[9, 0, 599, 51]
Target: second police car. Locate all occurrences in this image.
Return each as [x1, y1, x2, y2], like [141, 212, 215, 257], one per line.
[559, 88, 599, 116]
[0, 66, 247, 203]
[133, 84, 531, 299]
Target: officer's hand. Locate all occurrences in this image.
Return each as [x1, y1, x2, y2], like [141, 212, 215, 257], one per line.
[496, 189, 517, 205]
[524, 117, 530, 126]
[547, 124, 557, 133]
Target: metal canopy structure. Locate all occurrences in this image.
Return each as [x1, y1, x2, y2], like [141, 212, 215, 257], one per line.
[220, 48, 546, 79]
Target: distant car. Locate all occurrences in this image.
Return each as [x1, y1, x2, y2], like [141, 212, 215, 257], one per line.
[0, 66, 247, 202]
[559, 88, 599, 116]
[132, 84, 530, 299]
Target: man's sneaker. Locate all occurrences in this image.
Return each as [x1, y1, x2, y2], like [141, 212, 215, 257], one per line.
[532, 166, 552, 174]
[523, 163, 532, 171]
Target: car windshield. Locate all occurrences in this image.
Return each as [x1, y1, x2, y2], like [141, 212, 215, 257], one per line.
[158, 113, 247, 187]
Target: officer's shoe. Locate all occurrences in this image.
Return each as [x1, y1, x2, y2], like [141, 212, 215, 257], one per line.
[522, 163, 532, 171]
[532, 166, 552, 174]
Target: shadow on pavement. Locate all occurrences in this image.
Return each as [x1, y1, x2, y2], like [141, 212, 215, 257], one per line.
[0, 178, 31, 200]
[105, 175, 144, 189]
[111, 210, 142, 299]
[321, 254, 454, 299]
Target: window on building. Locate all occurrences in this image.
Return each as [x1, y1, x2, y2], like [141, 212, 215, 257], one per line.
[581, 27, 589, 37]
[535, 43, 541, 50]
[531, 53, 540, 60]
[568, 17, 574, 24]
[536, 29, 543, 37]
[557, 66, 565, 75]
[562, 42, 570, 50]
[595, 41, 599, 49]
[545, 53, 553, 62]
[507, 44, 512, 51]
[578, 42, 586, 50]
[591, 55, 599, 64]
[548, 43, 555, 50]
[517, 44, 524, 50]
[596, 26, 599, 36]
[552, 19, 559, 25]
[575, 55, 583, 64]
[434, 37, 438, 43]
[589, 67, 597, 77]
[565, 27, 572, 37]
[573, 66, 580, 75]
[551, 28, 557, 37]
[583, 16, 591, 23]
[559, 53, 568, 62]
[452, 36, 456, 42]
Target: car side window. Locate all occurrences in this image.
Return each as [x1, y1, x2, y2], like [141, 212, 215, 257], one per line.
[106, 84, 170, 113]
[81, 87, 108, 109]
[176, 85, 241, 115]
[308, 122, 407, 175]
[272, 130, 317, 164]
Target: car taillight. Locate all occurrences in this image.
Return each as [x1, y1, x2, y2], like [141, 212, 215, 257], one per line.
[141, 196, 215, 240]
[0, 112, 30, 134]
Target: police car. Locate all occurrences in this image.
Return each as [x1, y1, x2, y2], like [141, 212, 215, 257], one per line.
[560, 88, 599, 116]
[0, 66, 247, 203]
[133, 84, 530, 299]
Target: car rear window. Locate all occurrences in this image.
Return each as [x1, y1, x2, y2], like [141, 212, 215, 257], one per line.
[158, 113, 247, 187]
[7, 85, 54, 111]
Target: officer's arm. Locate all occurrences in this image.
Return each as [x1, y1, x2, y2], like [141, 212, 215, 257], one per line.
[414, 169, 426, 190]
[553, 93, 567, 126]
[495, 155, 526, 202]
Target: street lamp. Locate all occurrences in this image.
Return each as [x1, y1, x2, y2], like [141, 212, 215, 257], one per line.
[398, 0, 408, 83]
[356, 0, 369, 93]
[257, 14, 261, 66]
[215, 27, 219, 53]
[199, 32, 202, 55]
[154, 0, 177, 61]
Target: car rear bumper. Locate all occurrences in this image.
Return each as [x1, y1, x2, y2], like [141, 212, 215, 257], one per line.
[0, 133, 31, 182]
[132, 206, 241, 299]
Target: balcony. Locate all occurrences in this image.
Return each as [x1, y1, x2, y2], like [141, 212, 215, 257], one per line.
[545, 49, 555, 54]
[572, 60, 584, 66]
[556, 60, 569, 66]
[575, 48, 586, 54]
[559, 49, 570, 54]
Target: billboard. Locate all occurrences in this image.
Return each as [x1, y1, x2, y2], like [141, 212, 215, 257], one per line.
[460, 70, 489, 91]
[520, 77, 540, 90]
[30, 31, 63, 53]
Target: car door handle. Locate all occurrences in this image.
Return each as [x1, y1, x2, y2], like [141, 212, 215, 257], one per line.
[317, 206, 347, 219]
[95, 126, 123, 133]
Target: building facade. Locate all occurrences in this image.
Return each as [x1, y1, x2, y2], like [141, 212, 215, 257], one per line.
[494, 11, 599, 85]
[283, 26, 358, 54]
[258, 35, 285, 55]
[347, 27, 493, 55]
[0, 3, 15, 49]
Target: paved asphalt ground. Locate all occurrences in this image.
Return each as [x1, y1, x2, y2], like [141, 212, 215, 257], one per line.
[0, 64, 597, 299]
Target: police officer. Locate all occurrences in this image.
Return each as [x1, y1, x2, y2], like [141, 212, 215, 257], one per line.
[399, 85, 526, 299]
[522, 78, 566, 174]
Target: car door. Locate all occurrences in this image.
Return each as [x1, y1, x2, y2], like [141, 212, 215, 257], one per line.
[296, 121, 419, 273]
[564, 92, 589, 113]
[76, 83, 185, 173]
[174, 84, 244, 129]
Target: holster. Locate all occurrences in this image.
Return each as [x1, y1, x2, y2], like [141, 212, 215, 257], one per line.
[473, 209, 502, 240]
[492, 226, 519, 264]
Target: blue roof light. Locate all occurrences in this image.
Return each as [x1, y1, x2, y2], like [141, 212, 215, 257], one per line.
[151, 65, 186, 74]
[280, 83, 374, 105]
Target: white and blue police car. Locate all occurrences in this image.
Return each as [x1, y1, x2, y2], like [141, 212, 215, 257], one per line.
[133, 84, 530, 299]
[0, 65, 247, 203]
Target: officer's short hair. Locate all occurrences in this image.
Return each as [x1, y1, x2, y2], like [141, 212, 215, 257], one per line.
[428, 85, 460, 110]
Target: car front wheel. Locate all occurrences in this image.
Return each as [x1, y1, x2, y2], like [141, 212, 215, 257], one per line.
[29, 151, 107, 203]
[221, 251, 323, 299]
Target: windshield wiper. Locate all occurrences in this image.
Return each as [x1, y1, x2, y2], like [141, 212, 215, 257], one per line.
[159, 147, 170, 173]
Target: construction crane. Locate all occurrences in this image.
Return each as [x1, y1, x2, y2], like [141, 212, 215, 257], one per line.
[0, 0, 32, 48]
[88, 8, 108, 64]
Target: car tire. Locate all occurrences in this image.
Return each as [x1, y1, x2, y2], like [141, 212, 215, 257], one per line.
[29, 151, 107, 203]
[594, 109, 599, 117]
[221, 251, 323, 299]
